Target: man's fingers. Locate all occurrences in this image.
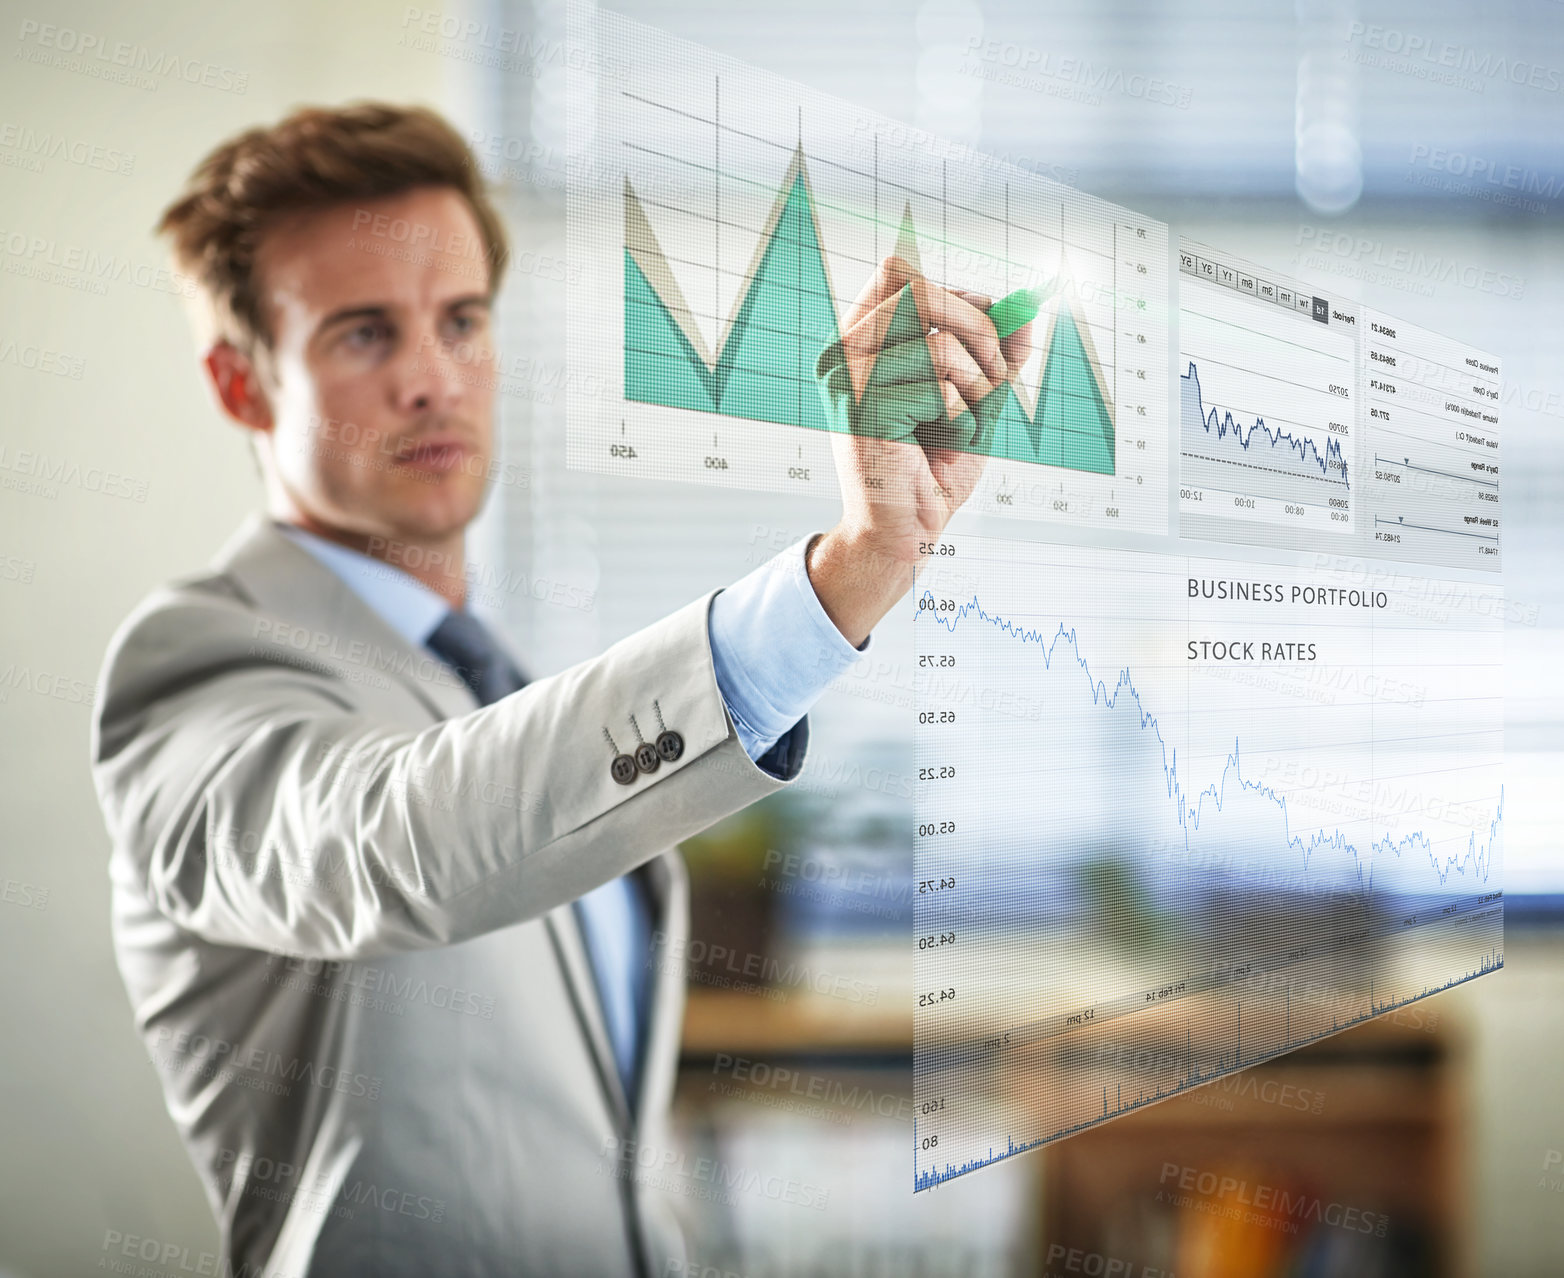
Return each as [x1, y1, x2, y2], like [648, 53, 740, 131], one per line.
[842, 276, 1007, 385]
[938, 380, 969, 424]
[918, 384, 984, 452]
[928, 330, 996, 406]
[844, 291, 1008, 397]
[852, 381, 947, 440]
[842, 255, 920, 332]
[855, 336, 919, 386]
[839, 286, 923, 396]
[841, 281, 925, 359]
[904, 278, 1007, 385]
[865, 333, 993, 405]
[926, 445, 989, 510]
[998, 318, 1036, 380]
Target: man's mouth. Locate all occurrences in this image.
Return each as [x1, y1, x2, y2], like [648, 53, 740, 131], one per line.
[394, 439, 471, 473]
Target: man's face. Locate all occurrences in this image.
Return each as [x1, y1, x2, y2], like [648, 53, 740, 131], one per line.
[253, 185, 497, 546]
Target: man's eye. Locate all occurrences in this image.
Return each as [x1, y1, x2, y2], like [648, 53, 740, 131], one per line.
[446, 312, 482, 338]
[345, 321, 390, 348]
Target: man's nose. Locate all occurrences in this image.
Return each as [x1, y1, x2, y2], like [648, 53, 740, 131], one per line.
[393, 333, 465, 413]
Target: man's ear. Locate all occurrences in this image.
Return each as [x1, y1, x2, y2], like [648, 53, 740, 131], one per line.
[203, 341, 274, 434]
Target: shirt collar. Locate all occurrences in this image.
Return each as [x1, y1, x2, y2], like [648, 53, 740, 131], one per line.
[275, 522, 451, 649]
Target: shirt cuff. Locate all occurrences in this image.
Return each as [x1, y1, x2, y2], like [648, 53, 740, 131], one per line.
[708, 536, 869, 761]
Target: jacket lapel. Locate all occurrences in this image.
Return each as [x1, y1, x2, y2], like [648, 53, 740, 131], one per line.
[633, 852, 688, 1132]
[213, 513, 475, 722]
[547, 854, 687, 1136]
[544, 905, 634, 1128]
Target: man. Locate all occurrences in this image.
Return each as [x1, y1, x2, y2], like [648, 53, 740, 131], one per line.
[90, 103, 1031, 1275]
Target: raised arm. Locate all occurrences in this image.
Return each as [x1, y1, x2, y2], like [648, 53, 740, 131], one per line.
[92, 583, 791, 960]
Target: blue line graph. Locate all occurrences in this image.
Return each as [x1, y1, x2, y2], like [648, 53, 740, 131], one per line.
[1181, 361, 1350, 490]
[912, 581, 1504, 1190]
[915, 932, 1505, 1189]
[917, 591, 1500, 889]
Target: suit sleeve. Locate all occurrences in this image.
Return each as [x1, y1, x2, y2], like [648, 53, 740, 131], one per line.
[91, 583, 801, 960]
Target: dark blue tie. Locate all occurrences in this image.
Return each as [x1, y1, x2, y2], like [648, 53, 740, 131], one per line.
[424, 607, 651, 1105]
[424, 608, 526, 704]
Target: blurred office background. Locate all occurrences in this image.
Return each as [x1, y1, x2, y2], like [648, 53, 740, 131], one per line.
[1, 0, 1561, 1274]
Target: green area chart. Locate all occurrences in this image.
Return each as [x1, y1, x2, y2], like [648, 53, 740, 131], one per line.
[622, 149, 1116, 475]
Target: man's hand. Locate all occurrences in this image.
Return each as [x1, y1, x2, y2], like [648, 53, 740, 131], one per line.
[807, 256, 1036, 646]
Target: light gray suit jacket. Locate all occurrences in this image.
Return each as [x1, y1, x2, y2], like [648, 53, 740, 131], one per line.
[90, 514, 806, 1276]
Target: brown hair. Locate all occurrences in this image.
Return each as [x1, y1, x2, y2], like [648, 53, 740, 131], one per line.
[157, 102, 508, 353]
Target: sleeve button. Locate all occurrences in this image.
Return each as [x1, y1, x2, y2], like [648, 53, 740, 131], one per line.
[655, 730, 684, 762]
[611, 754, 639, 785]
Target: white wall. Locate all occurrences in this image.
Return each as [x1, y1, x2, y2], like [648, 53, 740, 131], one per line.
[0, 0, 461, 1270]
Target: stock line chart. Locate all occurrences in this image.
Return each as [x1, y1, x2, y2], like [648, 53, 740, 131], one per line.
[1178, 250, 1357, 536]
[911, 536, 1503, 1189]
[1181, 363, 1351, 493]
[1178, 241, 1502, 569]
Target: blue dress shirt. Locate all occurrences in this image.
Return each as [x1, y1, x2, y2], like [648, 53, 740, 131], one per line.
[706, 537, 868, 757]
[276, 523, 865, 1101]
